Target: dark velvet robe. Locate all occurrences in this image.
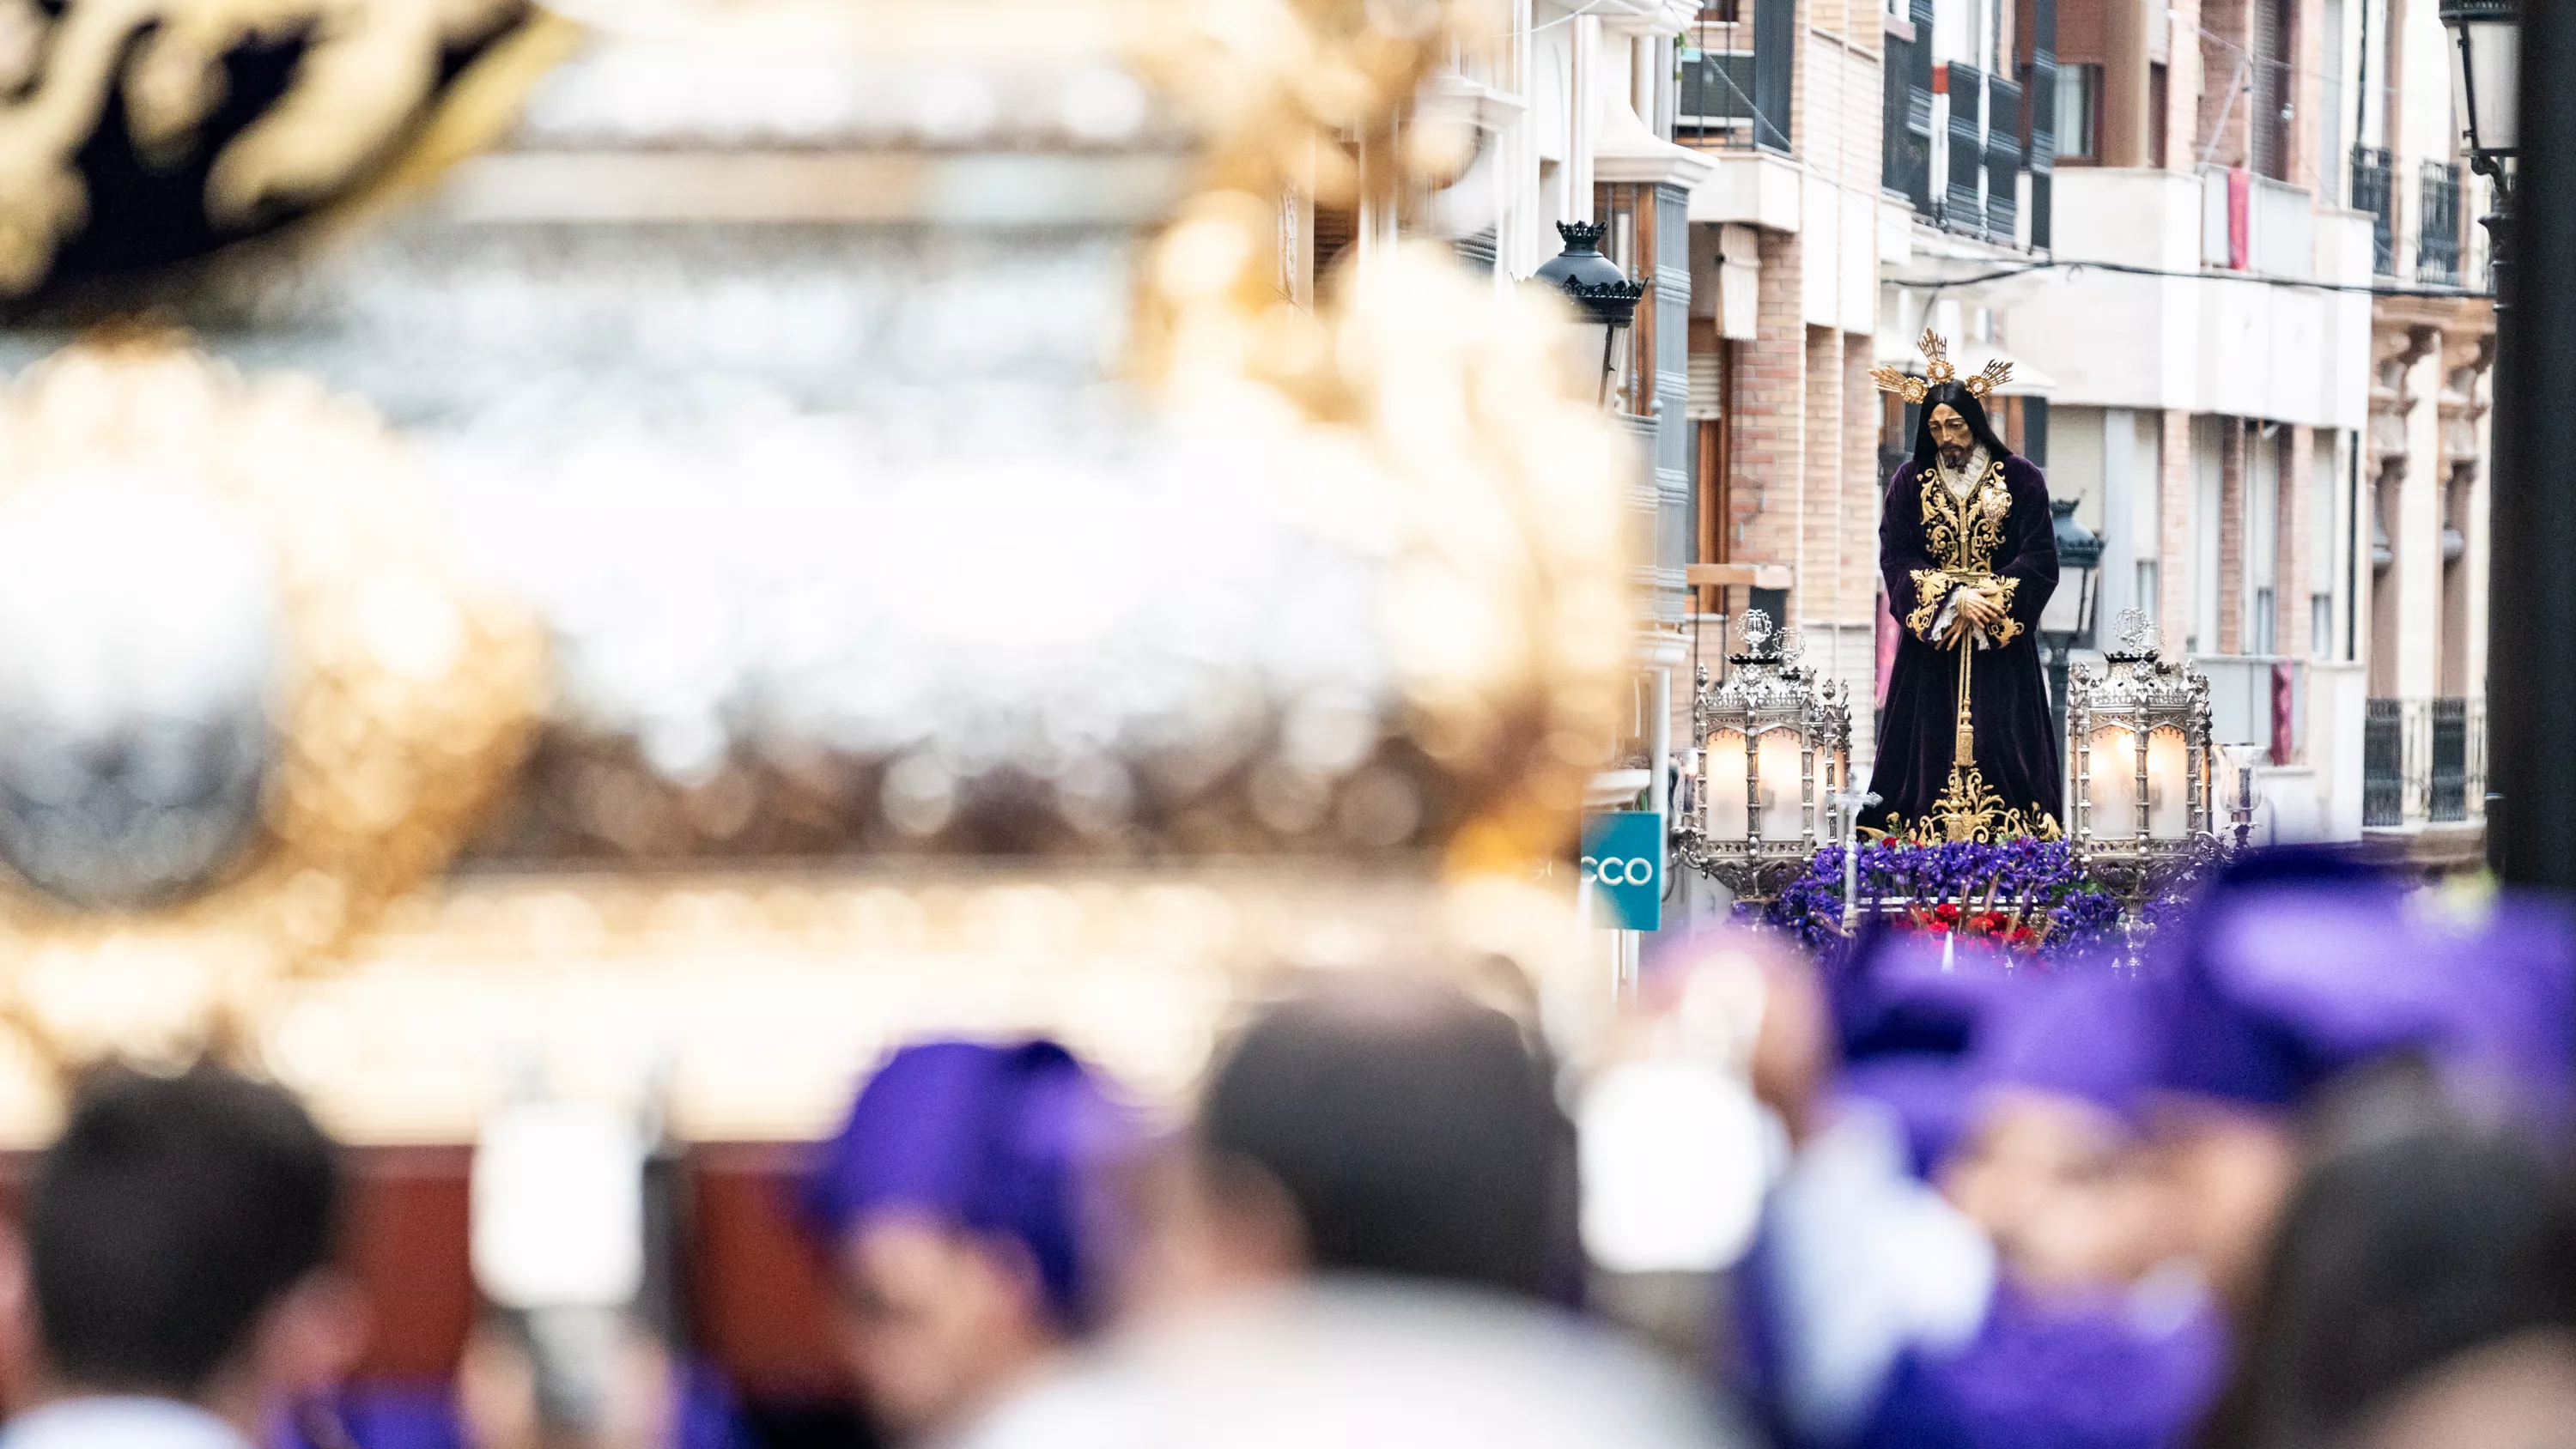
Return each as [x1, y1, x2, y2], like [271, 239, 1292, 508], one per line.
[1858, 453, 2063, 840]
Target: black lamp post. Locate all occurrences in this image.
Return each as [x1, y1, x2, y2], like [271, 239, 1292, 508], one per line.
[2440, 2, 2541, 880]
[2042, 498, 2104, 748]
[1534, 221, 1649, 409]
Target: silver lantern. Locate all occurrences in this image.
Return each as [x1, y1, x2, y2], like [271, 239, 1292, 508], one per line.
[2065, 610, 2218, 899]
[1674, 611, 1852, 900]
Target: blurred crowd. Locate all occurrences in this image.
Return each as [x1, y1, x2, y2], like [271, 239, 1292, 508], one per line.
[2, 850, 2573, 1449]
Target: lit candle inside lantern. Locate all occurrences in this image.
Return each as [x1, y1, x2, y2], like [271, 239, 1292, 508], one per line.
[1754, 731, 1806, 841]
[2086, 723, 2140, 840]
[2145, 727, 2190, 840]
[1704, 730, 1748, 841]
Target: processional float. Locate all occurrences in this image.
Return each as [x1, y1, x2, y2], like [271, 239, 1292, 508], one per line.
[1677, 603, 2223, 933]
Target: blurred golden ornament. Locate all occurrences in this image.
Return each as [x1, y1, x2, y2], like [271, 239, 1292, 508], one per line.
[0, 333, 545, 1068]
[0, 0, 566, 295]
[0, 0, 1631, 1121]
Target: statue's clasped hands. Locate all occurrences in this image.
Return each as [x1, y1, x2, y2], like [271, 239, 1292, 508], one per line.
[1941, 585, 2008, 648]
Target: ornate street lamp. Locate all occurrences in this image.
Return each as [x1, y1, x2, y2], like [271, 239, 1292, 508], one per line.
[1534, 221, 1648, 409]
[2064, 611, 2217, 900]
[2440, 2, 2520, 171]
[1674, 611, 1853, 900]
[2041, 498, 2104, 749]
[2439, 0, 2518, 297]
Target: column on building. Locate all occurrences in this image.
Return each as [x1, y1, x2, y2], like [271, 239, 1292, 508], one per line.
[2361, 303, 2493, 847]
[1679, 0, 1887, 774]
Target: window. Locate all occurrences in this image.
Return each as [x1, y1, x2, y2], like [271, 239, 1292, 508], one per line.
[2191, 417, 2224, 654]
[2251, 0, 2292, 180]
[2128, 409, 2163, 632]
[2148, 63, 2169, 169]
[2312, 439, 2341, 659]
[2056, 64, 2102, 161]
[2249, 427, 2280, 656]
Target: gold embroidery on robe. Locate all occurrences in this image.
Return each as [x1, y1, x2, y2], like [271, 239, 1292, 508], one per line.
[1917, 461, 2011, 577]
[1906, 567, 1957, 641]
[1871, 767, 2066, 846]
[1907, 461, 2020, 645]
[1987, 577, 2023, 646]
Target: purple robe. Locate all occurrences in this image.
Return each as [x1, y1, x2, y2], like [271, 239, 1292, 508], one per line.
[1861, 454, 2063, 840]
[1826, 925, 2031, 1175]
[1729, 1131, 2227, 1449]
[2149, 850, 2576, 1133]
[277, 1365, 756, 1449]
[1859, 1282, 2228, 1449]
[1735, 929, 2226, 1449]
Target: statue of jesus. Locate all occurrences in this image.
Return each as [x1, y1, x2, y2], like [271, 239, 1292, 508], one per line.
[1858, 332, 2063, 844]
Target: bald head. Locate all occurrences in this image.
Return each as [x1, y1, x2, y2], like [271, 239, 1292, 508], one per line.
[1200, 977, 1571, 1300]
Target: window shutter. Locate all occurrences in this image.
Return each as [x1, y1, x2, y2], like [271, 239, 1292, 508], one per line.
[1688, 351, 1724, 421]
[2026, 0, 2057, 248]
[1946, 64, 1986, 233]
[1986, 75, 2023, 243]
[1882, 0, 1935, 212]
[1751, 0, 1795, 153]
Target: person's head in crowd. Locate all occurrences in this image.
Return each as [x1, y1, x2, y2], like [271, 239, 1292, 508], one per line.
[801, 1039, 1132, 1444]
[1756, 925, 2178, 1296]
[1192, 976, 1574, 1303]
[1943, 970, 2182, 1295]
[2199, 1125, 2576, 1449]
[9, 1065, 361, 1441]
[2141, 849, 2576, 1307]
[1807, 923, 2037, 1177]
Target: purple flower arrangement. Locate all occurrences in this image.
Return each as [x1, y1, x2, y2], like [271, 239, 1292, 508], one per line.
[1747, 838, 2127, 961]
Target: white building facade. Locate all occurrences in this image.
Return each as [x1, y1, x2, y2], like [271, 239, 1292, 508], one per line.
[1359, 0, 2494, 881]
[1899, 0, 2488, 858]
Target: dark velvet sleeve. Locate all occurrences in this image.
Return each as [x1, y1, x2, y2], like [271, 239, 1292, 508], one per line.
[1879, 464, 1957, 645]
[1995, 457, 2060, 634]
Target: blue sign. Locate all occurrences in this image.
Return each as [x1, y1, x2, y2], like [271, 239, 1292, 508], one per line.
[1582, 811, 1664, 931]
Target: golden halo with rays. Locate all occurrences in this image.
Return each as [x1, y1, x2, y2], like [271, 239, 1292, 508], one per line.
[1870, 329, 2014, 404]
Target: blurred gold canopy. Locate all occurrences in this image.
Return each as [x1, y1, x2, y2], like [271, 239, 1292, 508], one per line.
[0, 0, 1632, 1138]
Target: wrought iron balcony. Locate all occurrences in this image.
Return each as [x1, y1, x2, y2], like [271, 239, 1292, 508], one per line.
[2352, 146, 2396, 277]
[2363, 696, 2482, 828]
[2419, 161, 2464, 285]
[1678, 3, 1792, 155]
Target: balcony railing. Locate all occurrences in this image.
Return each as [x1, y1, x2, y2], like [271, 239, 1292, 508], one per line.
[2363, 695, 2483, 829]
[2420, 161, 2464, 285]
[2429, 697, 2470, 822]
[2363, 698, 2403, 828]
[1677, 4, 1792, 155]
[2353, 146, 2395, 277]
